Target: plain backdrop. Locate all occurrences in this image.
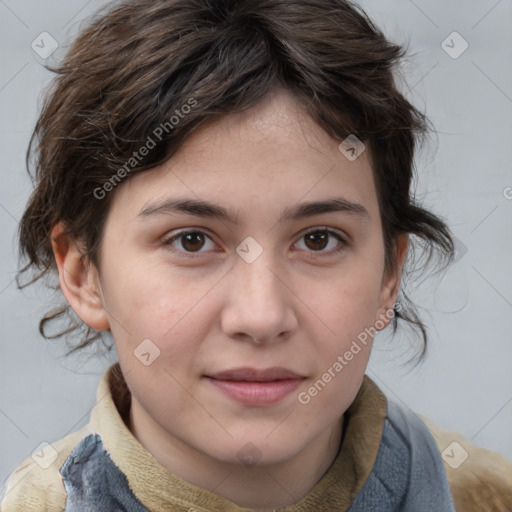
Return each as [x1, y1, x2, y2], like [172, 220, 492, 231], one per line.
[1, 0, 511, 492]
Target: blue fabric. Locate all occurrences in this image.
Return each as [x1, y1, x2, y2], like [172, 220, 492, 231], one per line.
[348, 401, 456, 511]
[59, 401, 455, 511]
[60, 434, 148, 511]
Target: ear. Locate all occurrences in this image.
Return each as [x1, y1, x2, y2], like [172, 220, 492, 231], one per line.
[50, 222, 110, 331]
[375, 234, 408, 329]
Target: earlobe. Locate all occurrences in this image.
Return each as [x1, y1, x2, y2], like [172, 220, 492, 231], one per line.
[50, 223, 110, 331]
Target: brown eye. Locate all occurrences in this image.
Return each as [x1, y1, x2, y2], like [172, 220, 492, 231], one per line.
[304, 230, 329, 251]
[163, 230, 216, 254]
[181, 232, 206, 252]
[295, 228, 347, 254]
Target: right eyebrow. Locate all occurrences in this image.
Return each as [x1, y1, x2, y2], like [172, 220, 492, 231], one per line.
[137, 196, 370, 224]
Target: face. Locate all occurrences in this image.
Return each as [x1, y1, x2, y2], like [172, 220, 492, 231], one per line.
[73, 90, 402, 468]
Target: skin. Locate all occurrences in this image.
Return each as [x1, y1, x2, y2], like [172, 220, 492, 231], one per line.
[51, 88, 407, 509]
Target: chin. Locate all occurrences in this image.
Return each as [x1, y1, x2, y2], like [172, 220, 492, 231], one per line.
[205, 433, 308, 468]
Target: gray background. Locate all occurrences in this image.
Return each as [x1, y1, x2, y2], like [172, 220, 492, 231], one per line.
[0, 0, 511, 492]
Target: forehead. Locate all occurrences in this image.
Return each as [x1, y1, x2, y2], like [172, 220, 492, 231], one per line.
[111, 90, 378, 223]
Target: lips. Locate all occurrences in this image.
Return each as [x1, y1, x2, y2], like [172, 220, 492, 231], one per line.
[205, 367, 305, 406]
[207, 367, 303, 382]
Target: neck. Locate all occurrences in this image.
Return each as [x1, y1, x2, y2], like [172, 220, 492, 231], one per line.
[128, 400, 344, 509]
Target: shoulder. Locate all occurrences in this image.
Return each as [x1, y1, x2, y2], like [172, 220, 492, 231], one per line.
[384, 399, 444, 460]
[384, 400, 455, 486]
[421, 415, 512, 512]
[0, 425, 91, 512]
[366, 399, 455, 510]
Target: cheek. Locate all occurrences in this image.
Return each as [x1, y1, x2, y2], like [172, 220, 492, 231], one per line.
[296, 335, 372, 429]
[101, 255, 215, 340]
[296, 277, 379, 418]
[297, 259, 384, 391]
[314, 266, 383, 337]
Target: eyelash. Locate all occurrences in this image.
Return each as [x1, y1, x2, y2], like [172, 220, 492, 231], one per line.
[161, 227, 349, 259]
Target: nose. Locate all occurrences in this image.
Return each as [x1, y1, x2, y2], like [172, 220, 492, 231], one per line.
[220, 253, 298, 344]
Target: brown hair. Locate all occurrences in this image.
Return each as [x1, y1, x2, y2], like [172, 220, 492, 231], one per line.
[17, 0, 454, 359]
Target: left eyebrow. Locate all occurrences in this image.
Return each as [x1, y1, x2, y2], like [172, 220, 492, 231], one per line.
[137, 196, 369, 224]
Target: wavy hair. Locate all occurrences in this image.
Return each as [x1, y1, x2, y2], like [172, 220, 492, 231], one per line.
[17, 0, 454, 358]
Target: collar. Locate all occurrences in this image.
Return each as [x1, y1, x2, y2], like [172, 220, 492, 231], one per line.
[89, 363, 387, 511]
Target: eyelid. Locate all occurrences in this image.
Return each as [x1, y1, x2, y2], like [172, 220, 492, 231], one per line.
[161, 226, 349, 257]
[297, 226, 348, 242]
[161, 228, 220, 257]
[292, 226, 349, 254]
